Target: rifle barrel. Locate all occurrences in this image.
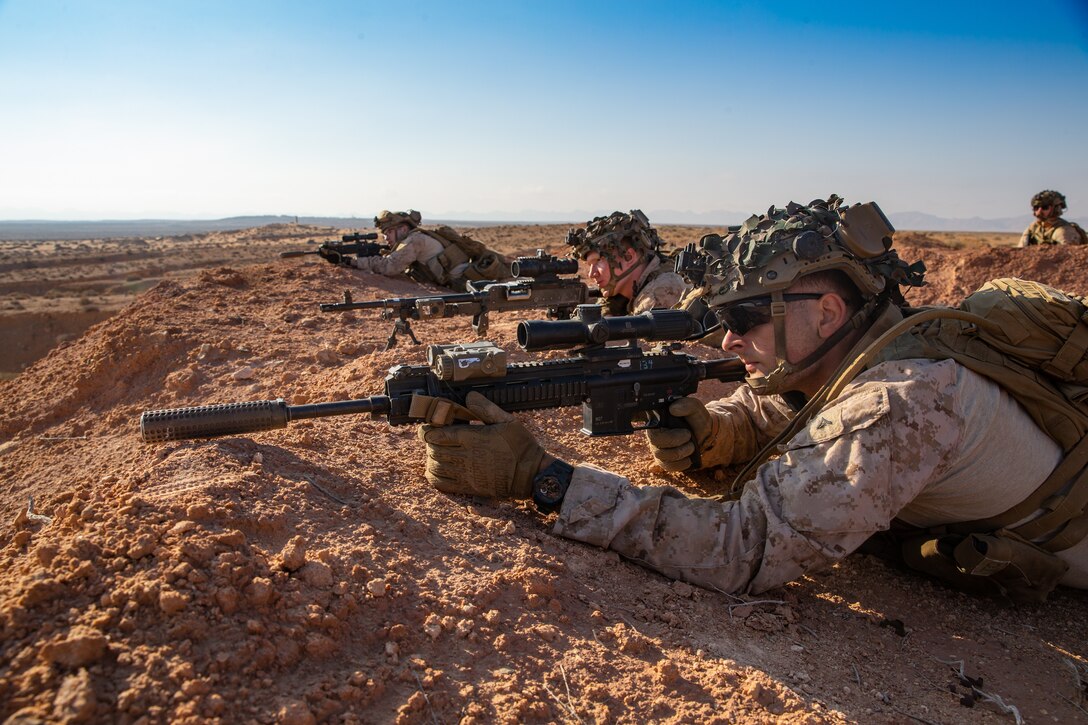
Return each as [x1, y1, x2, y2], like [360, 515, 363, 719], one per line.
[140, 396, 392, 442]
[319, 299, 399, 312]
[319, 292, 480, 314]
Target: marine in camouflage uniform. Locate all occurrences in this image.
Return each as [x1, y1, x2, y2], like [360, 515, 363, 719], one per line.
[1018, 190, 1087, 247]
[419, 196, 1088, 600]
[565, 210, 687, 315]
[346, 210, 509, 292]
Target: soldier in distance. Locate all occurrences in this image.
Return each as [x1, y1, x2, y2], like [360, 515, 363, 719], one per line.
[1018, 190, 1087, 246]
[324, 209, 511, 292]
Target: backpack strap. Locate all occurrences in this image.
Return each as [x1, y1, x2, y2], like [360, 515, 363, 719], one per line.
[1046, 511, 1088, 550]
[1042, 307, 1088, 380]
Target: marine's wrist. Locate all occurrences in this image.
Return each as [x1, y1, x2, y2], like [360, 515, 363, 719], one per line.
[531, 457, 574, 514]
[537, 453, 557, 474]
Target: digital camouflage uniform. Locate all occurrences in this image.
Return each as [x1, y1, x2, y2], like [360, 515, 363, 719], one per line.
[555, 196, 1088, 596]
[351, 228, 451, 277]
[567, 210, 689, 315]
[552, 302, 1088, 594]
[1018, 190, 1087, 247]
[624, 255, 687, 314]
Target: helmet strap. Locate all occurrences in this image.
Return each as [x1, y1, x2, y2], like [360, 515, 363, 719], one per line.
[747, 293, 881, 395]
[605, 249, 650, 291]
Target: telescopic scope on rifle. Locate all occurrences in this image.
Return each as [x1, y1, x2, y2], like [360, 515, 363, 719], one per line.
[517, 305, 702, 351]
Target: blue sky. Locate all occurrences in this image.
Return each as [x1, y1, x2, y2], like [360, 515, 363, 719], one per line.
[0, 0, 1085, 222]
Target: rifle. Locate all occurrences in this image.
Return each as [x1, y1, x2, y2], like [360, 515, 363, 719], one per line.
[280, 232, 390, 264]
[139, 307, 745, 455]
[319, 250, 601, 348]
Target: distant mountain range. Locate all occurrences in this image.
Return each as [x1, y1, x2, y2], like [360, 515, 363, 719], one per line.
[885, 211, 1088, 234]
[1, 211, 1085, 241]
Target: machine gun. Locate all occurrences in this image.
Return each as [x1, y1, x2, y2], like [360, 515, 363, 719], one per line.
[280, 232, 389, 264]
[139, 307, 744, 457]
[319, 250, 601, 348]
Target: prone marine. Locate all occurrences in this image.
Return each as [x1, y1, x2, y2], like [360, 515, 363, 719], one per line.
[333, 209, 512, 292]
[419, 194, 1088, 603]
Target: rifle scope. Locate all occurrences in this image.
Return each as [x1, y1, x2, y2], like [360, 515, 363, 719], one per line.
[342, 232, 379, 242]
[517, 306, 702, 351]
[510, 254, 579, 279]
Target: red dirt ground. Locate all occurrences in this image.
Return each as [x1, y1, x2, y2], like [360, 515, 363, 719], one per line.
[1, 226, 1086, 724]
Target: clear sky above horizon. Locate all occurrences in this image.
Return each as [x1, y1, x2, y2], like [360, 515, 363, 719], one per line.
[1, 0, 1085, 223]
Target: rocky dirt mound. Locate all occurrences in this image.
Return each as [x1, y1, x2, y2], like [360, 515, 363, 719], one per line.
[0, 224, 343, 376]
[1, 230, 1087, 724]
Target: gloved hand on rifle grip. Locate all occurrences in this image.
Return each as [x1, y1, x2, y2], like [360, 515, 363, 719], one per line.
[318, 248, 343, 265]
[418, 391, 549, 499]
[644, 397, 727, 472]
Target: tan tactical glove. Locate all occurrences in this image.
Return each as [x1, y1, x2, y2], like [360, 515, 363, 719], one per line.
[644, 397, 727, 472]
[418, 391, 547, 498]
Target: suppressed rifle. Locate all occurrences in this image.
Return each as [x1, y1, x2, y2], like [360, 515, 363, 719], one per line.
[280, 232, 390, 264]
[139, 306, 745, 460]
[319, 250, 601, 348]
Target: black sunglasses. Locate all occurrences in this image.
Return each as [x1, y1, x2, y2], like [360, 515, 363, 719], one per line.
[708, 293, 825, 335]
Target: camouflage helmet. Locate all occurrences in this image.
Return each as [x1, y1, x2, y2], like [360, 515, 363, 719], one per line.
[697, 196, 925, 396]
[702, 195, 925, 309]
[374, 209, 422, 232]
[565, 209, 663, 262]
[1031, 190, 1067, 212]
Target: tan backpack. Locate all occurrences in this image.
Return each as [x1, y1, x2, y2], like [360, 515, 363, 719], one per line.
[408, 226, 512, 290]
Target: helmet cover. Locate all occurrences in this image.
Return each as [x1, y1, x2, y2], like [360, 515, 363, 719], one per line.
[374, 209, 423, 231]
[565, 209, 663, 263]
[701, 195, 925, 309]
[1031, 190, 1067, 212]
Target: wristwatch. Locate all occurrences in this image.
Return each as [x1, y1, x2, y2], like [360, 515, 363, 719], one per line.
[531, 459, 575, 514]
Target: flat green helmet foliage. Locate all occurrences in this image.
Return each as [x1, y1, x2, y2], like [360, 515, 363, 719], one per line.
[702, 195, 925, 308]
[565, 209, 663, 262]
[1031, 190, 1067, 211]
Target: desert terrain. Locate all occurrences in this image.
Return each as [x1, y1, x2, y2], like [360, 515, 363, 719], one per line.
[1, 222, 1087, 724]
